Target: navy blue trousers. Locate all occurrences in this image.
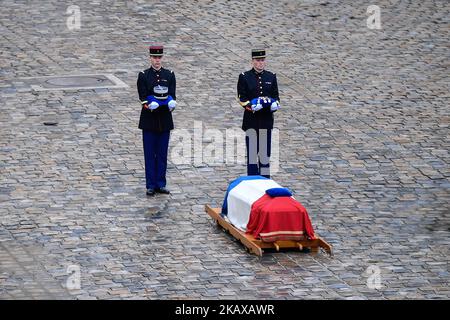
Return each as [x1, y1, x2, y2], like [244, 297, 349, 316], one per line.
[142, 130, 170, 189]
[245, 128, 272, 178]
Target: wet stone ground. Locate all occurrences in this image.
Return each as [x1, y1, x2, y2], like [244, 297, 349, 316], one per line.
[0, 0, 449, 299]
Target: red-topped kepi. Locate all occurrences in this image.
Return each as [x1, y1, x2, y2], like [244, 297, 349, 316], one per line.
[149, 45, 163, 56]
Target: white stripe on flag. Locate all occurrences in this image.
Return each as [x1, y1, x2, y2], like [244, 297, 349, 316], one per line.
[227, 179, 282, 231]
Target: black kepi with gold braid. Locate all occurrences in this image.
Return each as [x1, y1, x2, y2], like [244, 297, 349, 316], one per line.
[251, 48, 266, 59]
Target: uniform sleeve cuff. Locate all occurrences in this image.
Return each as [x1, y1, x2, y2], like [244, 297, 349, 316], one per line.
[239, 100, 250, 107]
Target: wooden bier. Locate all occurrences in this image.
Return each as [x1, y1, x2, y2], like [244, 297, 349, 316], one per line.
[205, 204, 332, 257]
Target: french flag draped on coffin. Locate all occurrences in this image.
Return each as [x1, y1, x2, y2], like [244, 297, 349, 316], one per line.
[221, 176, 316, 242]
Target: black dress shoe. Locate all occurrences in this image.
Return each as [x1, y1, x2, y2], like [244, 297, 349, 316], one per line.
[156, 187, 170, 194]
[146, 188, 155, 196]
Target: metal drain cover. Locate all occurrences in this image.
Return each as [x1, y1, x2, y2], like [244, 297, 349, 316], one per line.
[22, 74, 128, 91]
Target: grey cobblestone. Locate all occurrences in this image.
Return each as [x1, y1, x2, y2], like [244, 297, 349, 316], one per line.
[0, 0, 449, 299]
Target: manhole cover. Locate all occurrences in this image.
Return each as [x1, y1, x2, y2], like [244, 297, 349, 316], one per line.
[22, 74, 128, 91]
[44, 76, 107, 87]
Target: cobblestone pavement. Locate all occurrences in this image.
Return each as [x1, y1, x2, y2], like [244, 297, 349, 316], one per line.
[0, 0, 449, 299]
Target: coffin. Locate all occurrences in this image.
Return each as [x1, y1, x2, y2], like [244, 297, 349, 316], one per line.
[221, 176, 316, 242]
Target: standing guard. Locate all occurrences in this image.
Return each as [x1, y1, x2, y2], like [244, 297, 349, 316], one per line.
[237, 48, 280, 178]
[137, 45, 177, 196]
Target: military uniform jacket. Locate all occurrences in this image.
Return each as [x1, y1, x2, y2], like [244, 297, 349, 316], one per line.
[237, 68, 279, 131]
[137, 67, 176, 132]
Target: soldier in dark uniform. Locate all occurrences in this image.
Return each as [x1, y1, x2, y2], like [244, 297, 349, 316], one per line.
[237, 49, 280, 178]
[137, 45, 177, 196]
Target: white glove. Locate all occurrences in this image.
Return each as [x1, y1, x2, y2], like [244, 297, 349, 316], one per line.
[252, 98, 263, 112]
[149, 101, 159, 110]
[270, 101, 280, 111]
[168, 100, 177, 111]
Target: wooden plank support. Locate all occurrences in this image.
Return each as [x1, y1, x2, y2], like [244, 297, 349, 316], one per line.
[205, 205, 332, 257]
[205, 205, 263, 256]
[273, 242, 280, 251]
[317, 237, 333, 256]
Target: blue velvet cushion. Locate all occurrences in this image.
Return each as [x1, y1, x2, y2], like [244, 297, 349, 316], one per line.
[265, 187, 292, 197]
